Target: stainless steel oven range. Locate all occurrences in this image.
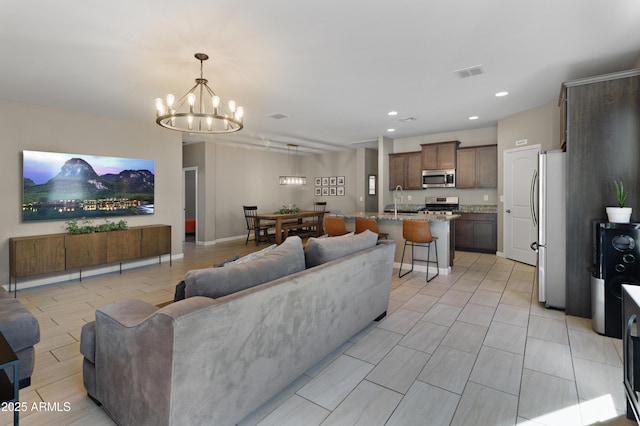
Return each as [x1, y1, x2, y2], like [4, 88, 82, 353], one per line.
[420, 196, 459, 215]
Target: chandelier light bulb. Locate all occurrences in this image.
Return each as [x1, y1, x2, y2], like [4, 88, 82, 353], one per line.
[213, 96, 220, 108]
[155, 98, 164, 116]
[228, 100, 236, 113]
[206, 116, 213, 130]
[166, 94, 175, 108]
[187, 115, 193, 130]
[236, 106, 244, 120]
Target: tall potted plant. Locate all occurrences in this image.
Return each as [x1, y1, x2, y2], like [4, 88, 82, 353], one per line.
[606, 178, 632, 223]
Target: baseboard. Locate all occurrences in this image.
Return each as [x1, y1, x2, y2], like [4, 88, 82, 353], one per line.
[4, 253, 183, 292]
[393, 262, 450, 276]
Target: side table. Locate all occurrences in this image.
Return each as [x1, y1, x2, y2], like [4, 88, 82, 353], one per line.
[0, 331, 19, 425]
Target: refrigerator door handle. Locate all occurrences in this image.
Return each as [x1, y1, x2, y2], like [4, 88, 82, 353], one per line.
[530, 241, 539, 252]
[530, 169, 538, 228]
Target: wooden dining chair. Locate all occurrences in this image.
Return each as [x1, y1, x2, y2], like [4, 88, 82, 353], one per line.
[355, 217, 388, 240]
[301, 202, 328, 234]
[243, 206, 273, 245]
[325, 217, 349, 237]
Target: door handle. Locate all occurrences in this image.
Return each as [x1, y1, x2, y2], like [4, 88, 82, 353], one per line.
[530, 241, 538, 252]
[530, 169, 538, 227]
[506, 209, 511, 213]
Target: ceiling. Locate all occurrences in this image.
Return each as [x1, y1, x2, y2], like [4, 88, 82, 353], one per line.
[1, 1, 639, 154]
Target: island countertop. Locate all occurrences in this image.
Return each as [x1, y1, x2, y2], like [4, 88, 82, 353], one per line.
[331, 211, 458, 272]
[333, 212, 460, 221]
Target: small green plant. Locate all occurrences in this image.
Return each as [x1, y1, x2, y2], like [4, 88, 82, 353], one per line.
[277, 205, 301, 214]
[614, 178, 627, 208]
[65, 218, 128, 234]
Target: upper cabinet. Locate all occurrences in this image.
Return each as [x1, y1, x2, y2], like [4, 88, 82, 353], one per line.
[456, 145, 497, 189]
[389, 151, 422, 190]
[421, 141, 460, 170]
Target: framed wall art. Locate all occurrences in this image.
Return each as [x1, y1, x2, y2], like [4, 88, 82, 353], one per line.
[22, 150, 155, 222]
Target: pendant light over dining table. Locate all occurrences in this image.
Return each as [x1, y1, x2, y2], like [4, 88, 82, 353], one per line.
[155, 53, 244, 134]
[279, 144, 307, 185]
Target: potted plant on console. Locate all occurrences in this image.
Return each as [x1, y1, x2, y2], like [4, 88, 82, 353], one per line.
[606, 178, 632, 223]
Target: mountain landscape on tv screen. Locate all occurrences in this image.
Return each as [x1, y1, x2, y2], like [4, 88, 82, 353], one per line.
[23, 157, 155, 221]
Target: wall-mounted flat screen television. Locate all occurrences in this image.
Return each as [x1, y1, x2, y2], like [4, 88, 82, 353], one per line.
[22, 150, 155, 222]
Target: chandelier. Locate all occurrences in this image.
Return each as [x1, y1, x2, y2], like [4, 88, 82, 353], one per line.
[155, 53, 244, 134]
[279, 144, 307, 185]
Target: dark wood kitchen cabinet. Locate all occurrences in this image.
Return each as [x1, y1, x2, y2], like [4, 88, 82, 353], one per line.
[421, 141, 459, 170]
[454, 213, 497, 253]
[388, 151, 422, 190]
[456, 145, 497, 189]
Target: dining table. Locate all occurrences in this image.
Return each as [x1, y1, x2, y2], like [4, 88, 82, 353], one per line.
[255, 210, 328, 244]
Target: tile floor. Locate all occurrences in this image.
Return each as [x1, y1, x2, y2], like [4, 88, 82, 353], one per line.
[0, 241, 636, 425]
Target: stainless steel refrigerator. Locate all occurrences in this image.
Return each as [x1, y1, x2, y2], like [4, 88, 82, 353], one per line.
[532, 150, 566, 309]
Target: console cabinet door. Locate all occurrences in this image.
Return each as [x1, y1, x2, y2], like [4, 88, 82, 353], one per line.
[65, 233, 108, 269]
[10, 234, 66, 278]
[107, 229, 142, 263]
[141, 225, 171, 257]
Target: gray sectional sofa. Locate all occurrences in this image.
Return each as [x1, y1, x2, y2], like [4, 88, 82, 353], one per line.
[80, 232, 395, 426]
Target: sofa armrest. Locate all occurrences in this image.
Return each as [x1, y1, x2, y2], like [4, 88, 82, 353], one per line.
[92, 296, 218, 425]
[97, 299, 159, 327]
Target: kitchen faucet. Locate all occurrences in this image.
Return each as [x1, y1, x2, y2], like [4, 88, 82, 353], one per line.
[394, 185, 404, 218]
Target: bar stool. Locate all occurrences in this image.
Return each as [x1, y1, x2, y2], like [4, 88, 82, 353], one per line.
[325, 217, 348, 236]
[355, 217, 388, 240]
[399, 220, 439, 282]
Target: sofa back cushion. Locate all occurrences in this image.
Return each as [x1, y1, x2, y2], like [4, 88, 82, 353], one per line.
[185, 236, 305, 299]
[305, 229, 378, 268]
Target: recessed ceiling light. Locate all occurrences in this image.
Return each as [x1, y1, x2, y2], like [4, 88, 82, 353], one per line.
[388, 111, 398, 116]
[469, 116, 479, 120]
[387, 128, 395, 132]
[495, 91, 509, 97]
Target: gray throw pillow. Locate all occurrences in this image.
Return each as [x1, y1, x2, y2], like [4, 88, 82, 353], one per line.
[305, 230, 378, 268]
[184, 236, 305, 299]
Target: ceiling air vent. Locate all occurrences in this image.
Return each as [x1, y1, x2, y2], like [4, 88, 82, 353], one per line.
[453, 65, 485, 78]
[268, 113, 289, 120]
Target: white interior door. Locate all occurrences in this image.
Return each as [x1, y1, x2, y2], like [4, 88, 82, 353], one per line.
[504, 145, 540, 265]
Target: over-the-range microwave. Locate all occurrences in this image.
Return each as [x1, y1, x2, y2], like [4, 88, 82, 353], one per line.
[422, 169, 456, 188]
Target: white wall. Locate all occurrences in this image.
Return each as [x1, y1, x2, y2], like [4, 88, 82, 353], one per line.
[0, 98, 183, 285]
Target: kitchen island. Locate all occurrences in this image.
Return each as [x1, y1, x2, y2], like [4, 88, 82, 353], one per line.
[333, 212, 459, 276]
